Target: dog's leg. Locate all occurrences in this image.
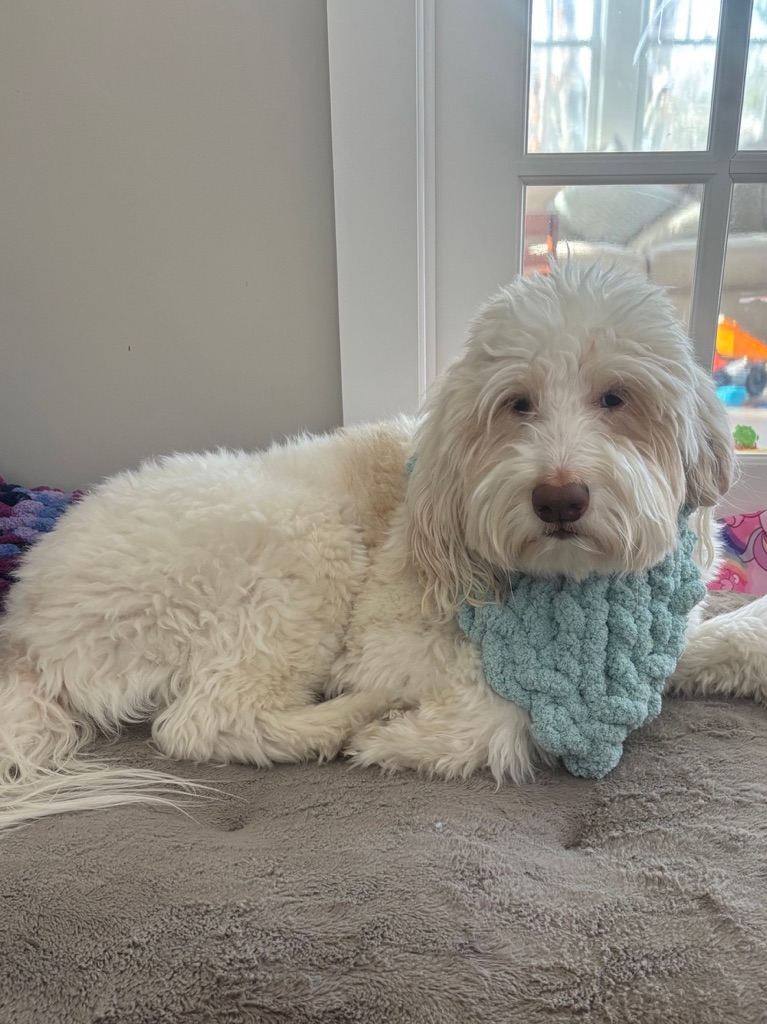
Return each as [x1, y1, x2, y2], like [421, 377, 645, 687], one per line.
[333, 532, 540, 781]
[148, 523, 382, 766]
[666, 596, 767, 703]
[152, 677, 391, 766]
[346, 683, 538, 783]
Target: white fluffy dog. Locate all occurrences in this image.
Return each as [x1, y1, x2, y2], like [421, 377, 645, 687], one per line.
[2, 264, 767, 829]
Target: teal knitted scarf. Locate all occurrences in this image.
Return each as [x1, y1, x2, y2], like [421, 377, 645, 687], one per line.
[458, 512, 705, 778]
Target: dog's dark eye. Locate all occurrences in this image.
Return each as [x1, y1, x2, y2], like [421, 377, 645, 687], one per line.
[600, 392, 624, 409]
[506, 396, 532, 414]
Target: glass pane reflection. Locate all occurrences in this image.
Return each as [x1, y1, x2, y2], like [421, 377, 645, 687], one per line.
[528, 0, 721, 153]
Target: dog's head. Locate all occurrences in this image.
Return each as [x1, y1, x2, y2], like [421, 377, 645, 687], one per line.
[407, 263, 734, 616]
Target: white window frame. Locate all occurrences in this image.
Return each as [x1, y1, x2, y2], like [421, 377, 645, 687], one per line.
[328, 0, 767, 511]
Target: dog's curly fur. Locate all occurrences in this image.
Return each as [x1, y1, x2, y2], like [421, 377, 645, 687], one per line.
[2, 264, 766, 829]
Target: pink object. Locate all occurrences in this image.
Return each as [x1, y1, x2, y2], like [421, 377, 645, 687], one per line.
[708, 511, 767, 595]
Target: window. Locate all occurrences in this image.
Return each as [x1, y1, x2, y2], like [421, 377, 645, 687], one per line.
[741, 2, 767, 149]
[519, 0, 767, 476]
[328, 0, 767, 508]
[529, 0, 723, 154]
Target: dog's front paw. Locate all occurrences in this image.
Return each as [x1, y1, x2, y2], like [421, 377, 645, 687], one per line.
[344, 721, 407, 772]
[344, 713, 485, 779]
[346, 699, 537, 782]
[669, 613, 767, 705]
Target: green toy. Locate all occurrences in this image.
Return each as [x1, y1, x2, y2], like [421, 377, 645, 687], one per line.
[733, 424, 758, 450]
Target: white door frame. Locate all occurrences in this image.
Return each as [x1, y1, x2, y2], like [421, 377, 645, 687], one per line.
[327, 0, 435, 426]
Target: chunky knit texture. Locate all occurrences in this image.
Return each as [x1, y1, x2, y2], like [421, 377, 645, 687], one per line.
[458, 513, 705, 778]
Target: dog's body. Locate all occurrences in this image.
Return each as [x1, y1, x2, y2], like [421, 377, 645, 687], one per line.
[2, 265, 767, 829]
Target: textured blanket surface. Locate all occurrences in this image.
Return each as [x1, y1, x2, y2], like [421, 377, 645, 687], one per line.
[1, 594, 766, 1024]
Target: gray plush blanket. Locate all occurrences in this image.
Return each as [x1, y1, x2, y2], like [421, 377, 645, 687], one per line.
[2, 594, 766, 1024]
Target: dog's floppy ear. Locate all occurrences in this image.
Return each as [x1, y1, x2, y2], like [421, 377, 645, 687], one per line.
[685, 364, 736, 507]
[406, 452, 483, 621]
[405, 380, 497, 620]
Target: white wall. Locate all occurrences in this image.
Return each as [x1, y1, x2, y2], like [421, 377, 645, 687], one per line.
[0, 0, 341, 490]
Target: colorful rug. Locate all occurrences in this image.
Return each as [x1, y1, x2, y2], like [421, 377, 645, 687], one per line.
[0, 478, 81, 614]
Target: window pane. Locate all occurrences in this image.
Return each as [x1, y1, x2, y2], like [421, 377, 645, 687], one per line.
[739, 4, 767, 150]
[523, 183, 702, 327]
[529, 45, 592, 153]
[714, 184, 767, 452]
[528, 0, 722, 153]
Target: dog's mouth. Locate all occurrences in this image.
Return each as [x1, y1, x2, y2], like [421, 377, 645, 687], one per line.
[521, 523, 610, 579]
[547, 526, 579, 540]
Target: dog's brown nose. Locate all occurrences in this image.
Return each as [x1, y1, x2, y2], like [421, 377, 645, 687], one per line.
[532, 482, 590, 524]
